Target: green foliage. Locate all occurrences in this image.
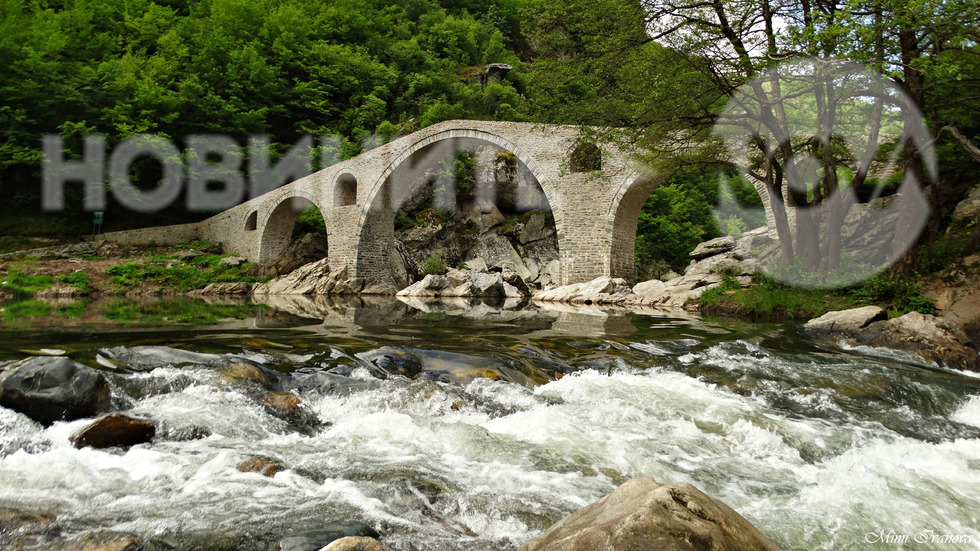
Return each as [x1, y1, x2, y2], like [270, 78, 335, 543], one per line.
[0, 270, 53, 297]
[56, 271, 91, 294]
[292, 205, 327, 238]
[719, 214, 746, 239]
[844, 272, 937, 316]
[423, 253, 448, 275]
[634, 170, 722, 277]
[0, 0, 531, 232]
[701, 269, 938, 320]
[451, 151, 478, 193]
[918, 229, 976, 274]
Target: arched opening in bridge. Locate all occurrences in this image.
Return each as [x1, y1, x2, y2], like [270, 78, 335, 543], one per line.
[569, 141, 602, 172]
[365, 137, 559, 290]
[611, 167, 769, 284]
[334, 173, 357, 207]
[258, 194, 328, 274]
[244, 211, 257, 231]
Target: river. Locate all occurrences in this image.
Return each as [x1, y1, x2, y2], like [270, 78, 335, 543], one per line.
[1, 296, 978, 550]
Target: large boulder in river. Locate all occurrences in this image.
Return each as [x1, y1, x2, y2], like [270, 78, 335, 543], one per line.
[519, 477, 781, 551]
[70, 413, 156, 449]
[855, 312, 979, 372]
[0, 357, 110, 425]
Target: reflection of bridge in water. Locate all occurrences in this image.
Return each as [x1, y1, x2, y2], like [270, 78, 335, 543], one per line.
[237, 293, 710, 340]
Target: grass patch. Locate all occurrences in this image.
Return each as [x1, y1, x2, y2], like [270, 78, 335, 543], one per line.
[0, 270, 53, 298]
[699, 271, 936, 320]
[57, 271, 91, 294]
[107, 253, 268, 292]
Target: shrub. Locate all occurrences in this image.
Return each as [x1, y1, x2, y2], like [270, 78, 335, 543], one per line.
[423, 253, 448, 275]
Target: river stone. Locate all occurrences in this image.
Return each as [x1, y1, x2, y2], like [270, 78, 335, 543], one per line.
[690, 236, 736, 260]
[519, 477, 781, 551]
[221, 362, 275, 388]
[804, 306, 887, 332]
[260, 391, 302, 411]
[237, 456, 286, 477]
[46, 531, 142, 551]
[70, 413, 156, 449]
[0, 357, 110, 426]
[319, 537, 393, 551]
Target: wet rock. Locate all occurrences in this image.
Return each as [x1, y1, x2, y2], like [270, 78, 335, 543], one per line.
[221, 362, 275, 389]
[237, 456, 287, 477]
[278, 523, 382, 551]
[45, 531, 141, 551]
[519, 477, 781, 551]
[0, 357, 110, 426]
[855, 312, 979, 372]
[260, 391, 302, 412]
[319, 536, 393, 551]
[0, 506, 59, 548]
[70, 413, 156, 449]
[690, 236, 736, 260]
[804, 306, 887, 332]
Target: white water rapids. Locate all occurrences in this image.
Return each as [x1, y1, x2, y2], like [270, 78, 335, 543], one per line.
[1, 327, 979, 550]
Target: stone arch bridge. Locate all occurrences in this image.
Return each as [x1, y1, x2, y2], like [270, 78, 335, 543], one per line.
[102, 120, 776, 290]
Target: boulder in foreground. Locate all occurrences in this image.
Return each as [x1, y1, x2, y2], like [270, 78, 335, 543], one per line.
[0, 356, 110, 426]
[519, 477, 781, 551]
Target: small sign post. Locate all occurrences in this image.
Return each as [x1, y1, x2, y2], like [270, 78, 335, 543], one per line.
[93, 211, 104, 236]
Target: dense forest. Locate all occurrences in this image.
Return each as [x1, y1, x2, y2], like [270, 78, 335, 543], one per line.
[1, 0, 978, 275]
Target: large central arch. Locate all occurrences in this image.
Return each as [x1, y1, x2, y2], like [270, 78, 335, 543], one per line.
[351, 127, 567, 287]
[258, 189, 328, 265]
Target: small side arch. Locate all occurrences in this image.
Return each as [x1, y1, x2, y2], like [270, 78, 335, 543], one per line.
[334, 172, 357, 207]
[244, 210, 258, 231]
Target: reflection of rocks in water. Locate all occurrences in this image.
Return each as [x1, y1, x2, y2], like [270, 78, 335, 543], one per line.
[396, 295, 528, 317]
[252, 293, 411, 327]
